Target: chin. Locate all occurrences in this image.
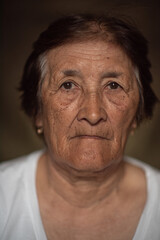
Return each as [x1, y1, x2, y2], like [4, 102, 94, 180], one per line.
[66, 152, 115, 173]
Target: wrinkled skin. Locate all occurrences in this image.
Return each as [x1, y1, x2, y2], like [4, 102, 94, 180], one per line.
[36, 40, 139, 173]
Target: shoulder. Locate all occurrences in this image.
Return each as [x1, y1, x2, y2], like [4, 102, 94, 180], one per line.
[0, 150, 43, 208]
[0, 150, 46, 239]
[0, 150, 43, 183]
[125, 156, 160, 196]
[125, 156, 160, 181]
[125, 156, 160, 239]
[0, 150, 43, 236]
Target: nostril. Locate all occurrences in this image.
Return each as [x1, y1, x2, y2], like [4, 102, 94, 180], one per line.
[77, 92, 107, 124]
[77, 107, 107, 125]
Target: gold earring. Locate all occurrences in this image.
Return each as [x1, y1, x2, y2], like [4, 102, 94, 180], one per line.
[37, 127, 43, 134]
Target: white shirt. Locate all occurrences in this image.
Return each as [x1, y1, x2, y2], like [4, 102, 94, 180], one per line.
[0, 150, 160, 240]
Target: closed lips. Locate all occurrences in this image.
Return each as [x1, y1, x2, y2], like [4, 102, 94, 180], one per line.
[70, 135, 110, 140]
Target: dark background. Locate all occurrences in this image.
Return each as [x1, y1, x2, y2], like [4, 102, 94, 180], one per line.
[1, 0, 160, 168]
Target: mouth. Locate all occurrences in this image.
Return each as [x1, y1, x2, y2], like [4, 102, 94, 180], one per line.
[71, 135, 107, 140]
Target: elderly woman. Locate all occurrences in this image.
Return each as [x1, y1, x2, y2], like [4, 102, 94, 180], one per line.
[0, 14, 160, 240]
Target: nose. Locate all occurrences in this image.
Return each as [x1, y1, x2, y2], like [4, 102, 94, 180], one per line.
[77, 92, 107, 125]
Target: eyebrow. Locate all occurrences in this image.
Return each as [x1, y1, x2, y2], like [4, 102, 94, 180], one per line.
[101, 71, 123, 79]
[62, 69, 123, 80]
[62, 69, 83, 78]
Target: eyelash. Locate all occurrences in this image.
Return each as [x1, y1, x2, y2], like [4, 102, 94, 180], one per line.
[60, 81, 122, 92]
[60, 81, 76, 90]
[106, 81, 122, 90]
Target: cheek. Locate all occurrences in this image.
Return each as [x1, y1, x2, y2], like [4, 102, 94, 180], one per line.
[107, 94, 139, 131]
[42, 104, 64, 133]
[57, 89, 80, 107]
[46, 88, 80, 113]
[41, 93, 77, 138]
[41, 103, 70, 156]
[105, 91, 131, 111]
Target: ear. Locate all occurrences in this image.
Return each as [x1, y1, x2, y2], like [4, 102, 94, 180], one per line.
[35, 113, 43, 135]
[130, 119, 137, 136]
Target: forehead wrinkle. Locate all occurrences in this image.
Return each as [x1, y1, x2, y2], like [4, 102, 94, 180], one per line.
[46, 42, 136, 86]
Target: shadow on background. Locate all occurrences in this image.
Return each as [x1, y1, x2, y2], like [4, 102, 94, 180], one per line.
[1, 0, 160, 168]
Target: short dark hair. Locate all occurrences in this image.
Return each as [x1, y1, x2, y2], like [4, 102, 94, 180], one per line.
[19, 14, 158, 124]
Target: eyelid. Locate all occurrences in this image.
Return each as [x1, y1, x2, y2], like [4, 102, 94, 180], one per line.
[59, 79, 80, 91]
[105, 80, 122, 88]
[60, 79, 76, 87]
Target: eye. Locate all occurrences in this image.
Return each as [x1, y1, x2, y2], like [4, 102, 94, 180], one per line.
[60, 81, 75, 90]
[107, 82, 121, 90]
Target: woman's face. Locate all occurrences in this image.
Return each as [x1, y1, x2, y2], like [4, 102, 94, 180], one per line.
[36, 40, 139, 172]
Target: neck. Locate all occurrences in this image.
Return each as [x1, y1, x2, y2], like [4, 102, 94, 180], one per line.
[37, 151, 126, 208]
